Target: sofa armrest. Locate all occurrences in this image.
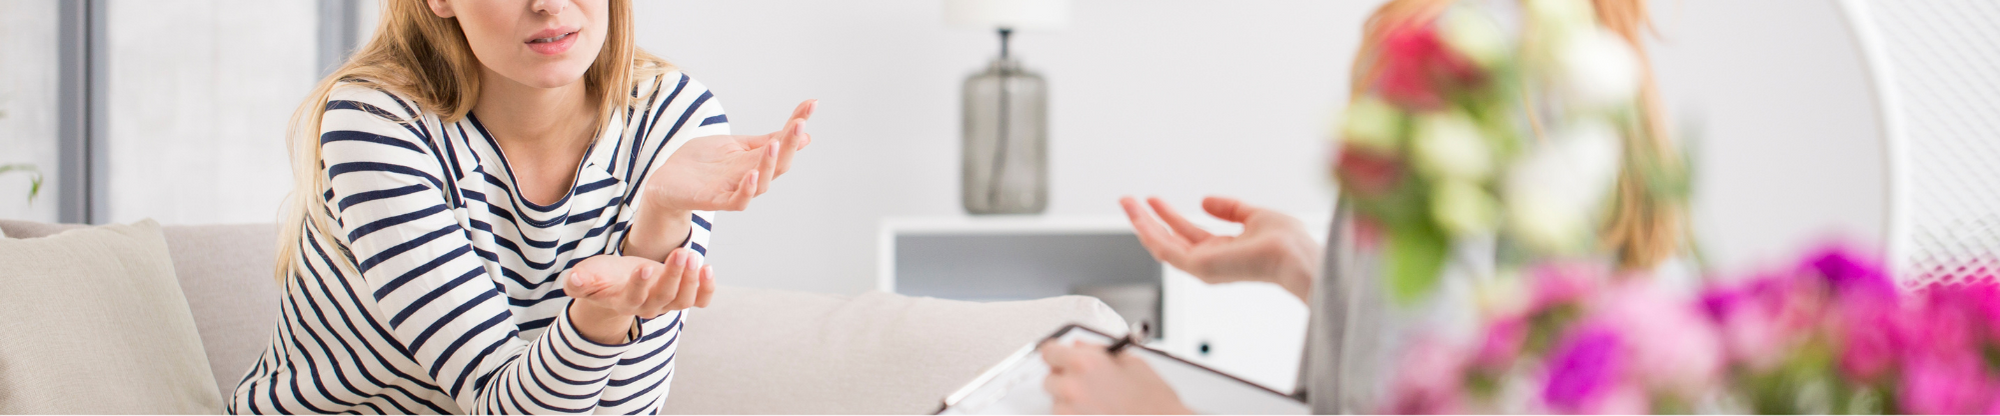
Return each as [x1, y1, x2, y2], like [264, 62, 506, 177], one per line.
[661, 286, 1125, 414]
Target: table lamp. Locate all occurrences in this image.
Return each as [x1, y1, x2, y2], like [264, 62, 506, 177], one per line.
[946, 0, 1068, 215]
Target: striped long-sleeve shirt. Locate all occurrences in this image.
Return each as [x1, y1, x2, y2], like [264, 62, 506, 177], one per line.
[231, 71, 728, 414]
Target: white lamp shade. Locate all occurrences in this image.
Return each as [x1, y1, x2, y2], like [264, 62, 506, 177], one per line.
[944, 0, 1071, 30]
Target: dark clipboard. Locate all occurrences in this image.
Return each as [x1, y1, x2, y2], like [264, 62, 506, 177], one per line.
[936, 324, 1309, 415]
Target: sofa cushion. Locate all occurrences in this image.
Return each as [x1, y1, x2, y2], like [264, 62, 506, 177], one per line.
[0, 220, 223, 413]
[0, 220, 281, 399]
[661, 286, 1125, 414]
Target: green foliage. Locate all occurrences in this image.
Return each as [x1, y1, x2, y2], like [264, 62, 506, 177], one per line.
[0, 164, 44, 203]
[1387, 218, 1448, 305]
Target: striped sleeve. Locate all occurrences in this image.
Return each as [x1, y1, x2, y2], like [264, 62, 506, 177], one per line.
[594, 73, 730, 414]
[320, 85, 632, 414]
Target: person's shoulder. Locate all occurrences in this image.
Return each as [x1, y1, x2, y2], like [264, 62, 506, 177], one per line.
[326, 78, 431, 122]
[632, 69, 720, 107]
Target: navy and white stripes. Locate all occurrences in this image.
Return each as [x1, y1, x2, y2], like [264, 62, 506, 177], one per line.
[231, 71, 727, 414]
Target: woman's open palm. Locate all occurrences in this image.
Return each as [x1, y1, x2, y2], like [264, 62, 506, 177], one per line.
[564, 248, 716, 320]
[644, 99, 817, 212]
[1121, 196, 1320, 300]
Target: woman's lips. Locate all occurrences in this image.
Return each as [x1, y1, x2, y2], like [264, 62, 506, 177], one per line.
[526, 30, 579, 55]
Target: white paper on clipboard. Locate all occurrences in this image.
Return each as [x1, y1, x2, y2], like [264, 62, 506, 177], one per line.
[937, 324, 1310, 415]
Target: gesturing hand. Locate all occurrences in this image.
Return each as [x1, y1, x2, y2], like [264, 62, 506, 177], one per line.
[562, 248, 716, 344]
[643, 100, 817, 213]
[1040, 340, 1191, 415]
[1120, 196, 1320, 302]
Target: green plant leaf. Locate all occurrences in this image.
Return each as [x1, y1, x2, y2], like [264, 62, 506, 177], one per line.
[1386, 219, 1448, 305]
[0, 164, 44, 203]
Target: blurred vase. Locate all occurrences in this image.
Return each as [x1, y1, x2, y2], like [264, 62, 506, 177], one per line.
[961, 56, 1048, 215]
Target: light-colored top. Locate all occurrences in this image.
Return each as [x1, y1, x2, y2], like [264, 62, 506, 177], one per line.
[230, 71, 727, 414]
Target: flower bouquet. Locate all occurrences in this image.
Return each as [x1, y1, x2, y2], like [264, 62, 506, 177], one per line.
[1332, 0, 1685, 305]
[1387, 245, 2000, 414]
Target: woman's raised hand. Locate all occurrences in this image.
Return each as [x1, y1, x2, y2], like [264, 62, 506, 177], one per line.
[562, 248, 717, 344]
[643, 100, 817, 213]
[1120, 196, 1320, 302]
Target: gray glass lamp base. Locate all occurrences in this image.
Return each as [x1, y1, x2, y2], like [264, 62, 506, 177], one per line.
[961, 54, 1048, 215]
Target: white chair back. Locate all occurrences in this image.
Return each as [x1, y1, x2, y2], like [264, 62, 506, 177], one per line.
[1839, 0, 2000, 290]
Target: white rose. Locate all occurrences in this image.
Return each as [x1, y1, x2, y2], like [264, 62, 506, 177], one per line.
[1526, 0, 1596, 38]
[1340, 96, 1405, 151]
[1556, 28, 1642, 110]
[1431, 179, 1501, 238]
[1562, 119, 1625, 198]
[1412, 112, 1494, 181]
[1503, 120, 1624, 253]
[1439, 7, 1510, 69]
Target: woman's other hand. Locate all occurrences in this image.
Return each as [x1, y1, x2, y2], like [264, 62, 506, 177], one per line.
[562, 248, 717, 344]
[1120, 195, 1320, 302]
[1040, 340, 1191, 415]
[644, 99, 817, 212]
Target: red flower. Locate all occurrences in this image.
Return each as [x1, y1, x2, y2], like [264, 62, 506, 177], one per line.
[1376, 21, 1486, 111]
[1334, 143, 1405, 197]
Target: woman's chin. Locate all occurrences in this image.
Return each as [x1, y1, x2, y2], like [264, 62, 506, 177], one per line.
[509, 67, 592, 90]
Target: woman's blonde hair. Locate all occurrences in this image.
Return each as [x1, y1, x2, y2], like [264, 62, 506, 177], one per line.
[1351, 0, 1681, 270]
[274, 0, 672, 285]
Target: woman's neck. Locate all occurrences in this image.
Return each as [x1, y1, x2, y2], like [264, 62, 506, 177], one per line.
[472, 70, 599, 155]
[472, 69, 600, 205]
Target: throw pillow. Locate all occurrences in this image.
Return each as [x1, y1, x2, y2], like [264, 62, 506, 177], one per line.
[0, 219, 223, 413]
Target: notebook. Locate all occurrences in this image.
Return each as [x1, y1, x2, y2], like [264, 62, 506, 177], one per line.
[937, 324, 1311, 415]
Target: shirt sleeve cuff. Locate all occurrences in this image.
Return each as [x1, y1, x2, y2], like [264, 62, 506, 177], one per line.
[555, 304, 638, 361]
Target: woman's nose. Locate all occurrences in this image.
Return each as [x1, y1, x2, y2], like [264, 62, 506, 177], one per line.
[531, 0, 566, 16]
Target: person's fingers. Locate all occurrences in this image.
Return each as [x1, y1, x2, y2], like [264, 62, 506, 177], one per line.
[666, 250, 703, 311]
[649, 250, 693, 312]
[1043, 375, 1078, 413]
[797, 132, 813, 151]
[755, 137, 780, 195]
[1201, 196, 1258, 224]
[565, 268, 609, 300]
[692, 265, 717, 308]
[632, 255, 680, 315]
[774, 120, 804, 177]
[624, 258, 667, 311]
[1039, 340, 1077, 373]
[789, 99, 817, 121]
[1146, 196, 1214, 243]
[1121, 196, 1193, 265]
[712, 169, 758, 210]
[732, 132, 781, 150]
[731, 169, 758, 210]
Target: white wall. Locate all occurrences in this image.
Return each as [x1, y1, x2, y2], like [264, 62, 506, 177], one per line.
[102, 0, 316, 225]
[1646, 0, 1885, 271]
[638, 0, 1887, 294]
[0, 0, 60, 222]
[635, 1, 1369, 294]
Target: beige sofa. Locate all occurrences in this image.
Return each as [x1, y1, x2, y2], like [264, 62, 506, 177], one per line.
[0, 220, 1123, 414]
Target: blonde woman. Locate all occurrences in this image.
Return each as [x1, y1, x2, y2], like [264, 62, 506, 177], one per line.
[1040, 0, 1672, 413]
[232, 0, 815, 413]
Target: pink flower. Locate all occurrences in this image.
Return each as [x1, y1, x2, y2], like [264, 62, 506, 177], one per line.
[1386, 335, 1471, 414]
[1803, 245, 1894, 303]
[1474, 316, 1529, 371]
[1541, 324, 1626, 414]
[1376, 20, 1486, 111]
[1700, 273, 1812, 371]
[1834, 302, 1899, 382]
[1899, 354, 1995, 415]
[1529, 262, 1605, 313]
[1591, 282, 1724, 397]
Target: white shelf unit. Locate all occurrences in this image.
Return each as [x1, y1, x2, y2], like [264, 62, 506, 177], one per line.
[879, 215, 1314, 392]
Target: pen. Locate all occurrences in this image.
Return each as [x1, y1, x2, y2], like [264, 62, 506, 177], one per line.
[1105, 321, 1150, 355]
